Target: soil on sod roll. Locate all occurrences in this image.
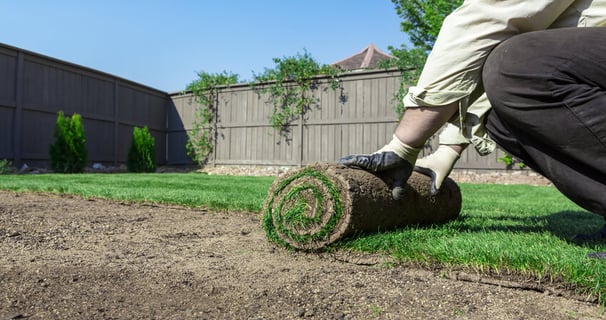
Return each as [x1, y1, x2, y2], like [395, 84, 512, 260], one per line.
[263, 162, 462, 250]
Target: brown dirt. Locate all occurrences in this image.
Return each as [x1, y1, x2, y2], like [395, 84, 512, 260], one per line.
[1, 190, 604, 320]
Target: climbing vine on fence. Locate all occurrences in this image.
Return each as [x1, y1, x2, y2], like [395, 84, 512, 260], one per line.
[378, 46, 427, 119]
[251, 50, 342, 139]
[186, 71, 238, 167]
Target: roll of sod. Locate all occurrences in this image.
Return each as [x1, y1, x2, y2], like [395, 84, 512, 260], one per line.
[263, 162, 462, 250]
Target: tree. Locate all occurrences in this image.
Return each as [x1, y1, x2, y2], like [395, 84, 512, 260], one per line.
[380, 0, 462, 118]
[391, 0, 463, 51]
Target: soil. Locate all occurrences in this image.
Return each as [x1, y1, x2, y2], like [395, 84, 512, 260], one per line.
[1, 189, 604, 320]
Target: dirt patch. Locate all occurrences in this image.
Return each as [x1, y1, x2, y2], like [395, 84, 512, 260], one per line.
[0, 191, 602, 320]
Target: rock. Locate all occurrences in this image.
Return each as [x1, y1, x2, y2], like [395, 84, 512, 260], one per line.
[92, 163, 105, 170]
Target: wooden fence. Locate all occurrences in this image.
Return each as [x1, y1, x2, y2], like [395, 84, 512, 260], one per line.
[0, 43, 170, 168]
[1, 42, 510, 171]
[168, 69, 510, 170]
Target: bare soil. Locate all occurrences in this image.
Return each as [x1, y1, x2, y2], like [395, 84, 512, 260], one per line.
[1, 190, 604, 320]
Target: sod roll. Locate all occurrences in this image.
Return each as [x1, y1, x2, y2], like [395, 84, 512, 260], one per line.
[263, 162, 462, 250]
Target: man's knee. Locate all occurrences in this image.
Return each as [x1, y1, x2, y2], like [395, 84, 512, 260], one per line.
[482, 34, 532, 111]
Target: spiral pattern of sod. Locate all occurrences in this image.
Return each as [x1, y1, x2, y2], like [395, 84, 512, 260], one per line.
[263, 163, 462, 251]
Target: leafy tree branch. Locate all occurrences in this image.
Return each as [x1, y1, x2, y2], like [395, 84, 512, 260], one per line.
[379, 0, 463, 118]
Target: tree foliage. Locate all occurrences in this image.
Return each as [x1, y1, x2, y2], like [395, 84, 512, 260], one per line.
[49, 111, 88, 173]
[186, 71, 239, 167]
[381, 0, 462, 118]
[391, 0, 463, 51]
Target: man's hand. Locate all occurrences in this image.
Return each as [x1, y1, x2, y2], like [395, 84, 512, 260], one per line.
[337, 135, 420, 200]
[414, 145, 460, 195]
[337, 151, 410, 172]
[338, 152, 413, 200]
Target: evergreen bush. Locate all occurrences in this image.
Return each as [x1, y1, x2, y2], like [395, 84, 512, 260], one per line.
[0, 159, 13, 174]
[127, 126, 156, 173]
[49, 111, 88, 173]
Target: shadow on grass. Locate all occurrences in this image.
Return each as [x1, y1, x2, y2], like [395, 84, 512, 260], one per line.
[451, 210, 605, 246]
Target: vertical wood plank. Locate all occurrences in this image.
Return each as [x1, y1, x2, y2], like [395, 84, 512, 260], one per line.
[13, 51, 24, 168]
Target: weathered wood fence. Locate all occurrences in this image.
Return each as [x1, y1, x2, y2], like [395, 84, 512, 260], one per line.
[0, 43, 169, 168]
[1, 42, 509, 171]
[168, 69, 509, 170]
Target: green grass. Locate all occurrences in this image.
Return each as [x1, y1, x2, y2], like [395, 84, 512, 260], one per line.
[263, 167, 344, 247]
[0, 172, 274, 212]
[0, 173, 604, 301]
[340, 183, 606, 302]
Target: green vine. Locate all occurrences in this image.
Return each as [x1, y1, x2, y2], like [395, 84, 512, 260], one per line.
[498, 152, 526, 170]
[186, 71, 238, 167]
[378, 45, 427, 119]
[251, 50, 342, 138]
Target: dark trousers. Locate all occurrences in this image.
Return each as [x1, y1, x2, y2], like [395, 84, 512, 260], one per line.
[483, 27, 606, 217]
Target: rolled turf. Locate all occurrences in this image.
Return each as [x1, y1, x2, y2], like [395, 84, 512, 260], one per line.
[263, 162, 462, 250]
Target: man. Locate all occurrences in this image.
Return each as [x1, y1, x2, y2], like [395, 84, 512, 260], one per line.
[338, 0, 606, 241]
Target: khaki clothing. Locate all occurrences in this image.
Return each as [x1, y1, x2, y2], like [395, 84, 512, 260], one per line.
[403, 0, 606, 155]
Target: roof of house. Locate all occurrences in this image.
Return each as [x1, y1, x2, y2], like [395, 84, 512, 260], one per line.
[331, 44, 395, 70]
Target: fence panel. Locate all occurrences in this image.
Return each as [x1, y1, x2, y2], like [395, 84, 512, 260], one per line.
[2, 42, 512, 171]
[1, 43, 169, 168]
[0, 47, 17, 160]
[169, 69, 510, 171]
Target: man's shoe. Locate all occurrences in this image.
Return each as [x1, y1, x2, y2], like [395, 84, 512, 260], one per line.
[586, 252, 606, 260]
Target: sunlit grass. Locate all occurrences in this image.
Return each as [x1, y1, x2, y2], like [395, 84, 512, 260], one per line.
[0, 172, 274, 212]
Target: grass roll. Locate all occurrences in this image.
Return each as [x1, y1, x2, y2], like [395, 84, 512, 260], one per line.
[263, 162, 462, 250]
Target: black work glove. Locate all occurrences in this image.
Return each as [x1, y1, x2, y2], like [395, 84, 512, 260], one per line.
[337, 134, 421, 201]
[337, 151, 413, 200]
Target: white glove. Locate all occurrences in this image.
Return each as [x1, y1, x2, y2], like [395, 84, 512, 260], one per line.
[414, 145, 460, 195]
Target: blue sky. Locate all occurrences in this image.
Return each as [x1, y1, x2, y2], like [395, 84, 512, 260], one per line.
[0, 1, 408, 93]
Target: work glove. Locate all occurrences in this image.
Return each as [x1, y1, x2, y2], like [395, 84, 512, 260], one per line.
[337, 135, 420, 200]
[414, 145, 460, 195]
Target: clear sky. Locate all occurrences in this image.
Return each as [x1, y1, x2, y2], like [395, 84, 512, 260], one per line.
[0, 1, 408, 93]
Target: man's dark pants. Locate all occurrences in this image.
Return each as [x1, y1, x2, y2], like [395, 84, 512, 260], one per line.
[483, 27, 606, 217]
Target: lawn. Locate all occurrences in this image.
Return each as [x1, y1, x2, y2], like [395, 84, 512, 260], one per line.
[1, 172, 604, 301]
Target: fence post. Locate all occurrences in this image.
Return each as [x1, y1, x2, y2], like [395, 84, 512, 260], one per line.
[298, 113, 304, 167]
[212, 91, 218, 167]
[113, 80, 119, 165]
[13, 51, 24, 168]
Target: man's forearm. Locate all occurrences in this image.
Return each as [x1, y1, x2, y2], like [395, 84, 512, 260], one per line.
[394, 102, 459, 148]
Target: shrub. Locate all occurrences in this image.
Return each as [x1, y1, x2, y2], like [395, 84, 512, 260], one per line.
[127, 126, 156, 173]
[49, 111, 88, 173]
[0, 159, 13, 174]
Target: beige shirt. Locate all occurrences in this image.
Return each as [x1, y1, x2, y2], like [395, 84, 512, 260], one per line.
[405, 0, 606, 155]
